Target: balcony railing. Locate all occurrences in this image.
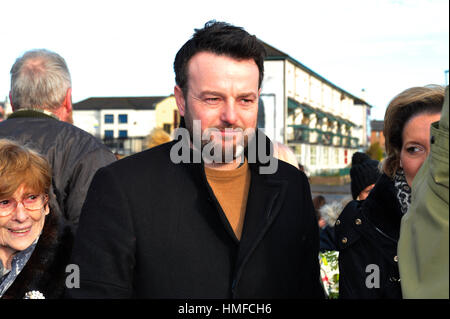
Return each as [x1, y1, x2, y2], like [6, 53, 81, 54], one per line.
[287, 124, 359, 148]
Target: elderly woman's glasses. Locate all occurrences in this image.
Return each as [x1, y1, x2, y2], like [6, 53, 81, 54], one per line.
[0, 194, 48, 217]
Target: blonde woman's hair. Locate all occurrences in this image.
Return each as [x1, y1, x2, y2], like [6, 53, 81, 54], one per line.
[382, 85, 444, 177]
[0, 139, 51, 199]
[274, 142, 299, 169]
[147, 127, 172, 149]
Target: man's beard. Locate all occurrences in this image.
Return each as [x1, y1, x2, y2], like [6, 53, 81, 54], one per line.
[183, 114, 255, 164]
[202, 127, 247, 163]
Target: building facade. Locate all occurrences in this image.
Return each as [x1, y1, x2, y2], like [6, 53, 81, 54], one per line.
[370, 120, 385, 150]
[0, 102, 4, 122]
[259, 42, 372, 175]
[0, 97, 12, 122]
[73, 96, 179, 155]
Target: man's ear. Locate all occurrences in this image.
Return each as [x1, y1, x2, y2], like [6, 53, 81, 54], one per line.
[9, 92, 16, 112]
[174, 85, 186, 117]
[63, 88, 72, 113]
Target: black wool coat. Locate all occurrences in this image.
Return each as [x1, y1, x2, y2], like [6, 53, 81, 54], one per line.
[67, 131, 325, 299]
[335, 173, 403, 299]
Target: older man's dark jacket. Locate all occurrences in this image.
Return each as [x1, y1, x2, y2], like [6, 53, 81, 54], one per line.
[0, 110, 116, 229]
[67, 131, 325, 298]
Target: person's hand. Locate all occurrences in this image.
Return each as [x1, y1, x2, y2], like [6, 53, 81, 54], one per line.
[318, 218, 326, 229]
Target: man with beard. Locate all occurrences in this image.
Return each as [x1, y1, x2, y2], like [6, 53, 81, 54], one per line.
[0, 49, 116, 230]
[68, 21, 324, 299]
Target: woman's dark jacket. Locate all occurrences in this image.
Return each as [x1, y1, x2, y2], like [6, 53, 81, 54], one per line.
[1, 211, 74, 299]
[335, 173, 403, 299]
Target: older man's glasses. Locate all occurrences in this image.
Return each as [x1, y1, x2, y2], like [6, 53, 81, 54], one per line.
[0, 194, 48, 217]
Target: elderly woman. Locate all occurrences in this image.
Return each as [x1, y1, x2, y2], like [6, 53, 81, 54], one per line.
[335, 85, 444, 299]
[0, 139, 73, 299]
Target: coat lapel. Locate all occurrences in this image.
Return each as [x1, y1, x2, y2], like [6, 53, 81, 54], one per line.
[234, 164, 288, 279]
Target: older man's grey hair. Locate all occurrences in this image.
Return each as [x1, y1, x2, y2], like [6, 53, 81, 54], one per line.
[10, 49, 71, 111]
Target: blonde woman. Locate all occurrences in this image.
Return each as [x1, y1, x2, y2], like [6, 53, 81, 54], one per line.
[335, 85, 444, 299]
[147, 128, 172, 149]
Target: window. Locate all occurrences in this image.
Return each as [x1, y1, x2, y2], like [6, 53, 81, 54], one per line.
[163, 124, 171, 134]
[323, 147, 329, 166]
[310, 146, 317, 166]
[119, 130, 128, 138]
[104, 130, 114, 138]
[118, 114, 128, 124]
[334, 148, 340, 165]
[104, 114, 114, 124]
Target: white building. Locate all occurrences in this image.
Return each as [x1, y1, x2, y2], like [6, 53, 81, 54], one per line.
[73, 96, 166, 154]
[0, 97, 12, 121]
[259, 42, 372, 175]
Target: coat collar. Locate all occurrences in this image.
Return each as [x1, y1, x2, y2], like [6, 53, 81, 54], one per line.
[7, 109, 59, 121]
[234, 168, 288, 275]
[177, 128, 287, 246]
[362, 173, 403, 240]
[179, 129, 288, 284]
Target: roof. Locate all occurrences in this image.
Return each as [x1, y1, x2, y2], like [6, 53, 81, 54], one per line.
[73, 96, 168, 111]
[261, 40, 374, 108]
[370, 120, 384, 131]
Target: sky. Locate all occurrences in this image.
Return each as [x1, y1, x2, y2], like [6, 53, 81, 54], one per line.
[0, 0, 448, 120]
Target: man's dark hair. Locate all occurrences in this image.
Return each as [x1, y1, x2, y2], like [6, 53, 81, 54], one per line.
[174, 20, 266, 96]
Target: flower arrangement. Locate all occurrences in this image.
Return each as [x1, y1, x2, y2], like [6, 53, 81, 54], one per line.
[320, 251, 339, 299]
[23, 290, 45, 299]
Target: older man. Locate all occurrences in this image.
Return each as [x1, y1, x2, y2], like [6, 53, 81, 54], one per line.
[68, 21, 324, 298]
[0, 49, 116, 229]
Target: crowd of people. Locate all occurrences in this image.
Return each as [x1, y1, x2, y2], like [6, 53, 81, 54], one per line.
[0, 20, 448, 299]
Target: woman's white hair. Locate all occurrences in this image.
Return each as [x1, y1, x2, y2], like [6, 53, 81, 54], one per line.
[319, 195, 352, 227]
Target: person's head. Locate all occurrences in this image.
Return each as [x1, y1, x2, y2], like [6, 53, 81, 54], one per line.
[173, 21, 266, 163]
[312, 195, 326, 212]
[298, 163, 305, 172]
[383, 85, 444, 186]
[9, 49, 73, 124]
[274, 142, 299, 169]
[147, 127, 172, 149]
[350, 152, 381, 200]
[312, 195, 326, 227]
[0, 139, 51, 259]
[174, 20, 266, 98]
